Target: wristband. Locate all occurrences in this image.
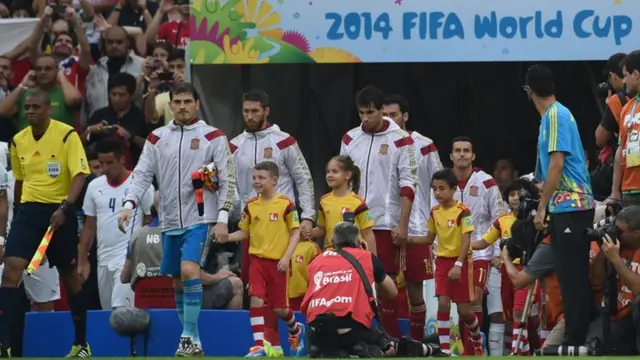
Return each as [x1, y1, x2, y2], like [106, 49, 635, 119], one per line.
[454, 261, 463, 267]
[0, 236, 5, 246]
[124, 201, 135, 210]
[217, 210, 229, 225]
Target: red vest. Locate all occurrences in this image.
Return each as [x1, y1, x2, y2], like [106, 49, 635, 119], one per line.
[301, 247, 375, 328]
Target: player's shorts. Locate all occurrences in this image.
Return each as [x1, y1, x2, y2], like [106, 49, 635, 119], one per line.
[434, 256, 474, 304]
[248, 255, 288, 309]
[374, 230, 433, 281]
[202, 277, 233, 309]
[501, 264, 540, 321]
[472, 259, 491, 291]
[486, 266, 503, 315]
[160, 223, 208, 277]
[5, 202, 79, 269]
[289, 296, 303, 311]
[98, 263, 134, 309]
[0, 263, 61, 303]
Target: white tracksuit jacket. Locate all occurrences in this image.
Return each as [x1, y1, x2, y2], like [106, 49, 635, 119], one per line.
[408, 131, 443, 236]
[449, 170, 505, 260]
[125, 120, 237, 231]
[229, 124, 315, 221]
[340, 118, 418, 230]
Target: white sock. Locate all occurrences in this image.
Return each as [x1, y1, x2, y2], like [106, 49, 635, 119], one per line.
[488, 323, 505, 356]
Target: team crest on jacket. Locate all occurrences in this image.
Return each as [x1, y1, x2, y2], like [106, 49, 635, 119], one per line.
[341, 207, 350, 214]
[379, 144, 389, 155]
[447, 219, 455, 228]
[264, 147, 273, 158]
[296, 255, 304, 263]
[469, 186, 479, 196]
[190, 138, 200, 150]
[269, 212, 278, 221]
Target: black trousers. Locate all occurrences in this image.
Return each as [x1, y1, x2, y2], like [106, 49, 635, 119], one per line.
[549, 209, 597, 345]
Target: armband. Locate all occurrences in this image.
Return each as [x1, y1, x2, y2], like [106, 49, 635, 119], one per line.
[217, 210, 229, 225]
[454, 261, 463, 268]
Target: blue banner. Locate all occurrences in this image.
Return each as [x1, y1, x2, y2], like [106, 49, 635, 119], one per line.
[190, 0, 636, 64]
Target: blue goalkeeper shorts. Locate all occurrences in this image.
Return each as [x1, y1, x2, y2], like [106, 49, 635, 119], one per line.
[160, 224, 208, 277]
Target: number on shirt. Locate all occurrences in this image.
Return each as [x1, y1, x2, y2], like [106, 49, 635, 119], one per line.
[478, 267, 486, 284]
[109, 198, 116, 213]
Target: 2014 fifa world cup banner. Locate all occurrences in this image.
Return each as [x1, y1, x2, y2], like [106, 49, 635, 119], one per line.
[189, 0, 636, 64]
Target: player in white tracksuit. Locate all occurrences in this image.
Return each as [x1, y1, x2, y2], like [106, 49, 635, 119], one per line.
[230, 89, 315, 351]
[0, 142, 60, 311]
[78, 140, 154, 309]
[340, 86, 418, 339]
[119, 84, 236, 356]
[382, 95, 443, 340]
[448, 136, 505, 355]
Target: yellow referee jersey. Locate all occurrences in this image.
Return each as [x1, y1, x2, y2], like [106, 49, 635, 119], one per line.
[10, 120, 89, 204]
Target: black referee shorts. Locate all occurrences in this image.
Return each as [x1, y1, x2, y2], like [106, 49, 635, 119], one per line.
[5, 202, 78, 270]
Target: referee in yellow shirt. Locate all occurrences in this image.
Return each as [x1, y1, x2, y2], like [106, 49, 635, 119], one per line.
[0, 90, 91, 358]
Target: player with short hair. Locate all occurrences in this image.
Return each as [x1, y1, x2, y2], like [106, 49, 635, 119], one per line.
[447, 136, 504, 354]
[339, 85, 418, 339]
[408, 168, 484, 356]
[223, 161, 305, 358]
[118, 83, 237, 356]
[0, 90, 90, 357]
[383, 94, 442, 340]
[78, 139, 154, 309]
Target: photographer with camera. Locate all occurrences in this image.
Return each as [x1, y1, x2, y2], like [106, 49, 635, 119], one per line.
[593, 53, 629, 202]
[526, 64, 596, 347]
[595, 53, 628, 149]
[590, 205, 640, 354]
[143, 50, 186, 126]
[611, 51, 640, 207]
[302, 222, 439, 358]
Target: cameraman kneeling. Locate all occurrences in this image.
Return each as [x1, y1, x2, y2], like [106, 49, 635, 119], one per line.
[302, 222, 438, 358]
[593, 205, 640, 354]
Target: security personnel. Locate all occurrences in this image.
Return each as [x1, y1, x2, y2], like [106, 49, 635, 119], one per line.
[0, 90, 91, 358]
[302, 222, 439, 358]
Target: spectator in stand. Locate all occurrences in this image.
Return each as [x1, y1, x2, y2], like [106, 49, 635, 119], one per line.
[83, 25, 144, 125]
[10, 1, 32, 18]
[107, 0, 155, 34]
[0, 55, 82, 130]
[7, 17, 63, 85]
[28, 6, 91, 99]
[144, 49, 186, 125]
[145, 0, 189, 50]
[149, 41, 173, 62]
[82, 72, 147, 168]
[0, 56, 15, 142]
[93, 14, 148, 57]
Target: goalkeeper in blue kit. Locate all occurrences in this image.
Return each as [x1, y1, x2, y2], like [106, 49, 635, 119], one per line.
[118, 83, 237, 356]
